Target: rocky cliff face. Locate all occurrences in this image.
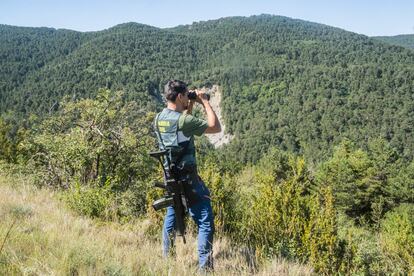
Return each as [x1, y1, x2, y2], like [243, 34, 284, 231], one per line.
[201, 85, 233, 148]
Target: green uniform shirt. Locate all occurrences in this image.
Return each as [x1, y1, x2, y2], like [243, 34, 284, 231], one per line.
[178, 113, 208, 137]
[155, 108, 208, 170]
[177, 113, 208, 168]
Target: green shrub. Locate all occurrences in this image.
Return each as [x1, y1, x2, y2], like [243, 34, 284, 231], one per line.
[64, 245, 100, 275]
[103, 262, 128, 276]
[316, 139, 401, 224]
[234, 149, 342, 273]
[199, 159, 237, 235]
[305, 187, 340, 274]
[336, 215, 384, 275]
[380, 204, 414, 273]
[24, 89, 156, 191]
[63, 179, 115, 219]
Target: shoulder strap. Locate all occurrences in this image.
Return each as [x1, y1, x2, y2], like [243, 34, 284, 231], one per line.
[153, 112, 166, 150]
[175, 114, 192, 170]
[154, 112, 192, 172]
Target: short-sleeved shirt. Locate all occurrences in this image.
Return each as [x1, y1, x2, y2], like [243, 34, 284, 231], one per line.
[176, 113, 208, 168]
[178, 113, 208, 137]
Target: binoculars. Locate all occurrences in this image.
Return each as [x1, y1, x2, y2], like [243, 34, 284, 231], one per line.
[188, 91, 210, 101]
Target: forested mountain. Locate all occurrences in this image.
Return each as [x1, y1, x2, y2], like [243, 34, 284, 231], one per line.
[1, 15, 414, 274]
[0, 25, 91, 108]
[374, 34, 414, 49]
[1, 15, 414, 162]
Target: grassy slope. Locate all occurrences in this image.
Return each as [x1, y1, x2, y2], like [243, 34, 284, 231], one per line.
[0, 173, 312, 275]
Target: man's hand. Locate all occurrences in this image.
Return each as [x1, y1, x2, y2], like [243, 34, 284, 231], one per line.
[196, 90, 209, 105]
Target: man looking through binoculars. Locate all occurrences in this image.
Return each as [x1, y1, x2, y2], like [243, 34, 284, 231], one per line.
[153, 79, 221, 271]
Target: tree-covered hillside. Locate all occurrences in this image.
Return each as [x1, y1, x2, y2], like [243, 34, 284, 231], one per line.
[374, 34, 414, 49]
[1, 16, 414, 274]
[0, 25, 92, 108]
[1, 15, 414, 162]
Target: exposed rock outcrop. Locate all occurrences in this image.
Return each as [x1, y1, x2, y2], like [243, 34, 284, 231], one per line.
[200, 85, 233, 148]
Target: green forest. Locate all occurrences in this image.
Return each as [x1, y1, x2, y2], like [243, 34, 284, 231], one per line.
[0, 15, 413, 274]
[374, 34, 414, 49]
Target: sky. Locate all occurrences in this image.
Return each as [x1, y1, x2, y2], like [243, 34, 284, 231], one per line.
[0, 0, 413, 36]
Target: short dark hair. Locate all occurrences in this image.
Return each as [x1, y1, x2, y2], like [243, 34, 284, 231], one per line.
[164, 80, 188, 102]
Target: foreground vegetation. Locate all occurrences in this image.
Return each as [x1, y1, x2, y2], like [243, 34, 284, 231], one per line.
[0, 172, 313, 275]
[1, 91, 413, 274]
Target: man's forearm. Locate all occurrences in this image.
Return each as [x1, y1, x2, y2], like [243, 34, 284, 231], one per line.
[202, 100, 221, 132]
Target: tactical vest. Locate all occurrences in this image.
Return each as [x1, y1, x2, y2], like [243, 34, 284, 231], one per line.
[154, 108, 197, 173]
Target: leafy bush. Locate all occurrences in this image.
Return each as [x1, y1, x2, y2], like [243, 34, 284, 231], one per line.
[19, 89, 158, 219]
[217, 148, 342, 274]
[24, 89, 156, 191]
[199, 159, 237, 235]
[0, 116, 29, 163]
[388, 161, 414, 206]
[316, 139, 401, 224]
[336, 214, 385, 275]
[63, 179, 115, 219]
[380, 204, 414, 273]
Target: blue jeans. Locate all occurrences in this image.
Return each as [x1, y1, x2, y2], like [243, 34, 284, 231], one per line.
[162, 179, 214, 270]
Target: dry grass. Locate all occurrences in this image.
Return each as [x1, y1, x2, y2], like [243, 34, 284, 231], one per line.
[0, 173, 313, 275]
